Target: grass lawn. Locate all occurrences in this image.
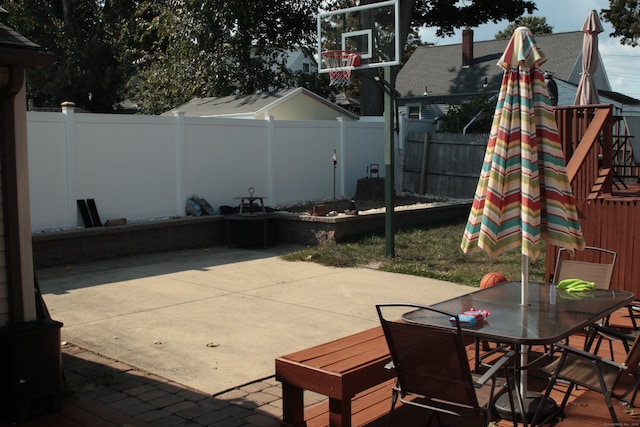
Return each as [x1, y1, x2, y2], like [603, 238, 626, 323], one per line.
[281, 219, 546, 287]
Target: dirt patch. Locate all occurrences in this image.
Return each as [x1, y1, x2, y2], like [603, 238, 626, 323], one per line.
[277, 194, 445, 215]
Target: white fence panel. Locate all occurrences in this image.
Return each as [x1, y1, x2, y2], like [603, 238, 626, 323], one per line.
[344, 119, 385, 192]
[271, 119, 342, 206]
[26, 111, 392, 231]
[27, 112, 68, 230]
[73, 114, 179, 222]
[183, 116, 269, 210]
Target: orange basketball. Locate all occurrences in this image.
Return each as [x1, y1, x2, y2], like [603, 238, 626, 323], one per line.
[480, 272, 507, 289]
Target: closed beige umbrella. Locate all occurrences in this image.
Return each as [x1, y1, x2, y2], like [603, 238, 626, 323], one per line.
[574, 10, 603, 105]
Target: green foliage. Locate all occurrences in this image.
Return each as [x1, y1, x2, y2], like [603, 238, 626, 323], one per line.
[411, 0, 537, 38]
[5, 0, 123, 112]
[601, 0, 640, 47]
[5, 0, 541, 114]
[494, 16, 554, 39]
[124, 0, 324, 114]
[434, 96, 497, 134]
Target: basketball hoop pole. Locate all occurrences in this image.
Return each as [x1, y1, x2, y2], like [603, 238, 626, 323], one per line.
[372, 68, 401, 258]
[382, 67, 396, 258]
[373, 68, 401, 257]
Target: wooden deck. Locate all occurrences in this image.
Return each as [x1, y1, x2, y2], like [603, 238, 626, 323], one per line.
[297, 307, 640, 427]
[608, 181, 640, 200]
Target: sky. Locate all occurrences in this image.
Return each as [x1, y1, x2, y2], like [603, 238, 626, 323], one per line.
[418, 0, 640, 99]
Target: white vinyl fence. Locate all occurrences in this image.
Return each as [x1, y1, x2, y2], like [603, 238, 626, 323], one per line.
[27, 108, 398, 231]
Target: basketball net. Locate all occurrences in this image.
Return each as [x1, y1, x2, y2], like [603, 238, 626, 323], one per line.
[321, 50, 361, 87]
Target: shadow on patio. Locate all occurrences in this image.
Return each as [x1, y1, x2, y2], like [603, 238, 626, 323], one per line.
[8, 343, 285, 427]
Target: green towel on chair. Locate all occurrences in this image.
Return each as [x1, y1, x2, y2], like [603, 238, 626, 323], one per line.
[557, 278, 596, 292]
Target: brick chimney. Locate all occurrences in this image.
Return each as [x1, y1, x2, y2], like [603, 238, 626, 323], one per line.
[462, 28, 473, 67]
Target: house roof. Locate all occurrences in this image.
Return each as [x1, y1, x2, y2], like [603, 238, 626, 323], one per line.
[0, 7, 40, 50]
[397, 31, 608, 101]
[0, 7, 52, 67]
[164, 87, 358, 120]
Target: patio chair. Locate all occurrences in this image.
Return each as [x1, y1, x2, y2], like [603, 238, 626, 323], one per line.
[588, 323, 639, 355]
[530, 334, 640, 427]
[376, 303, 521, 427]
[553, 246, 616, 289]
[553, 246, 618, 356]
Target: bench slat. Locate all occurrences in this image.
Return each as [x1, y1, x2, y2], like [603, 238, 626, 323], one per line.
[283, 327, 384, 362]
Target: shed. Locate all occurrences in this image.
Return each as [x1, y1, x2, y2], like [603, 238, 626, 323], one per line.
[164, 87, 358, 121]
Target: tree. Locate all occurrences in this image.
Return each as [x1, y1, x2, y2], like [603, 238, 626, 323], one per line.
[7, 0, 325, 114]
[494, 16, 553, 39]
[601, 0, 640, 47]
[411, 0, 537, 38]
[127, 0, 324, 114]
[5, 0, 123, 112]
[5, 0, 542, 114]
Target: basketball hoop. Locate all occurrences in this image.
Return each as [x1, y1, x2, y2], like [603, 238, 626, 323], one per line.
[321, 50, 361, 87]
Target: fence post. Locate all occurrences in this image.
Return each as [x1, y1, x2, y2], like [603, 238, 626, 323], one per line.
[266, 115, 276, 205]
[174, 111, 186, 216]
[337, 117, 346, 199]
[61, 101, 76, 228]
[419, 132, 429, 194]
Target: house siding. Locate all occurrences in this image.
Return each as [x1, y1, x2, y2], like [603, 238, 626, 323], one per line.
[0, 159, 7, 324]
[259, 94, 355, 120]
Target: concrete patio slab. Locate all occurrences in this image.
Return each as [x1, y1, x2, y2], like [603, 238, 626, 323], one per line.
[38, 245, 472, 395]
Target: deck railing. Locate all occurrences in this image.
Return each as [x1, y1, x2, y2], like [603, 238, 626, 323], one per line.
[554, 104, 639, 192]
[546, 105, 640, 294]
[612, 116, 639, 182]
[554, 105, 613, 193]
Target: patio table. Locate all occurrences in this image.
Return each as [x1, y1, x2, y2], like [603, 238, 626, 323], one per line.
[403, 281, 634, 424]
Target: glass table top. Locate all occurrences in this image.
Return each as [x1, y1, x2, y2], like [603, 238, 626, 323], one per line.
[403, 281, 635, 345]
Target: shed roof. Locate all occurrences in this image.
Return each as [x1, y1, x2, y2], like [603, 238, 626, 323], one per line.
[164, 87, 358, 120]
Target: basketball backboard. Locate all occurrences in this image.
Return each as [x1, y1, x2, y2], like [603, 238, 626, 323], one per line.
[317, 0, 400, 73]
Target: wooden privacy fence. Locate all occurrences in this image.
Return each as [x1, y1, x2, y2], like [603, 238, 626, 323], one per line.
[402, 132, 488, 199]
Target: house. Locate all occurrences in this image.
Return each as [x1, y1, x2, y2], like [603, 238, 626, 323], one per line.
[395, 29, 618, 124]
[164, 87, 358, 121]
[278, 49, 317, 75]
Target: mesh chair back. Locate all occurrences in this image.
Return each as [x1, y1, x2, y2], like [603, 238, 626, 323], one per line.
[378, 304, 479, 411]
[554, 246, 616, 289]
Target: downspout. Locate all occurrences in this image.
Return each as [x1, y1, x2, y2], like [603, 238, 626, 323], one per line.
[463, 93, 498, 135]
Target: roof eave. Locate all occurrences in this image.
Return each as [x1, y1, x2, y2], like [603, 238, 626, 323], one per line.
[0, 47, 53, 68]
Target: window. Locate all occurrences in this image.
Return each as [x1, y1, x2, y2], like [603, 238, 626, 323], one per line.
[407, 104, 421, 119]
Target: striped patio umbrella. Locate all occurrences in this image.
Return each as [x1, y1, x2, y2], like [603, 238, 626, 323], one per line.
[461, 27, 585, 306]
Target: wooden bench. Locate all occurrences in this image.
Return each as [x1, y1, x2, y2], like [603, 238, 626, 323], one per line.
[275, 326, 396, 427]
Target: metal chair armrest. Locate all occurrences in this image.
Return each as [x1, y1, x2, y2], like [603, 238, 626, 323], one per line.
[553, 342, 627, 370]
[474, 350, 515, 388]
[591, 323, 638, 342]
